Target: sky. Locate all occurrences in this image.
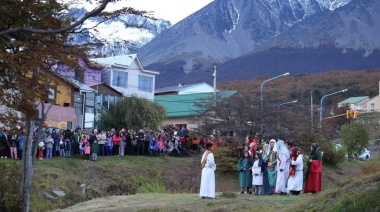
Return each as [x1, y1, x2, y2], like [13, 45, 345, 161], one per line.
[80, 0, 214, 24]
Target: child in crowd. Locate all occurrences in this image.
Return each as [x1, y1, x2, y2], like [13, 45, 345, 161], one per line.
[9, 134, 18, 160]
[80, 136, 87, 155]
[167, 139, 174, 155]
[45, 134, 54, 159]
[173, 135, 180, 154]
[252, 152, 263, 195]
[149, 137, 158, 156]
[84, 138, 90, 161]
[38, 140, 45, 160]
[92, 138, 99, 161]
[59, 140, 65, 157]
[237, 150, 253, 194]
[106, 132, 113, 156]
[157, 135, 166, 156]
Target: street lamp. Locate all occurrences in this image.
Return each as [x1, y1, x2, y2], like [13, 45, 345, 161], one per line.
[278, 100, 297, 129]
[260, 72, 289, 132]
[319, 89, 348, 128]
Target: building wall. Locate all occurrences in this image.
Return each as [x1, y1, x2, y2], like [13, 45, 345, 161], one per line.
[84, 68, 101, 86]
[356, 98, 371, 110]
[54, 80, 73, 107]
[161, 117, 203, 130]
[57, 59, 102, 85]
[102, 60, 156, 100]
[37, 104, 77, 130]
[363, 95, 380, 112]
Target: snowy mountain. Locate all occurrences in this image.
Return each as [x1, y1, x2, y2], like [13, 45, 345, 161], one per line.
[137, 0, 351, 70]
[134, 0, 380, 88]
[68, 8, 172, 57]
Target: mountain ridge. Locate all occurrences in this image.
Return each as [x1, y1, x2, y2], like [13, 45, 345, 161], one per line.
[134, 0, 380, 88]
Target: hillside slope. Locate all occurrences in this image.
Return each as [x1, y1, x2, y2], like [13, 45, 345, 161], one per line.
[53, 159, 379, 212]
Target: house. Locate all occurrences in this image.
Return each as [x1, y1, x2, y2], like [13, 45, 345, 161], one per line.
[63, 77, 97, 129]
[37, 75, 98, 130]
[90, 83, 124, 110]
[90, 83, 124, 130]
[154, 91, 238, 130]
[337, 96, 370, 111]
[155, 82, 217, 96]
[0, 72, 85, 129]
[92, 54, 159, 100]
[37, 74, 84, 130]
[56, 58, 103, 86]
[362, 82, 380, 112]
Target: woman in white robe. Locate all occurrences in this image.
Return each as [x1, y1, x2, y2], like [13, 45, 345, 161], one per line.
[200, 143, 216, 199]
[252, 152, 263, 195]
[287, 147, 303, 195]
[275, 140, 290, 194]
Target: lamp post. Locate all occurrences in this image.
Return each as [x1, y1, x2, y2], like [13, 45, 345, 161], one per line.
[319, 89, 348, 128]
[278, 100, 297, 129]
[260, 72, 289, 132]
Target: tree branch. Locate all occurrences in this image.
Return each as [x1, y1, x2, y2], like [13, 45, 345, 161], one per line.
[0, 0, 112, 36]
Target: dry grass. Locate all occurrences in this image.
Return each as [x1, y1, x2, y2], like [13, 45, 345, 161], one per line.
[1, 152, 379, 212]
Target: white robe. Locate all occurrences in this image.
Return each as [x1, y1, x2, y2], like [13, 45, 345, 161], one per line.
[275, 152, 290, 194]
[252, 160, 263, 186]
[287, 154, 304, 191]
[199, 151, 216, 198]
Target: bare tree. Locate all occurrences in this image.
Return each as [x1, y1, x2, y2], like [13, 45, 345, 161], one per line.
[0, 1, 149, 211]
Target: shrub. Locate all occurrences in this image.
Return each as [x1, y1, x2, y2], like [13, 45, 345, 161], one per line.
[340, 122, 369, 160]
[322, 144, 347, 165]
[213, 146, 239, 174]
[0, 162, 21, 212]
[139, 181, 166, 193]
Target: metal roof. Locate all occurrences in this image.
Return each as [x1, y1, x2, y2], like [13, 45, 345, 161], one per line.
[155, 82, 217, 94]
[338, 96, 369, 104]
[154, 91, 238, 118]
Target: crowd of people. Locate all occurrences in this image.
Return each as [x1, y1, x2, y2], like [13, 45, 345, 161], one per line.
[0, 125, 204, 160]
[1, 126, 322, 199]
[237, 137, 322, 196]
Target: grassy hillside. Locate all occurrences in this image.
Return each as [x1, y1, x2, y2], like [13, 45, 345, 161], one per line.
[1, 151, 379, 212]
[219, 69, 380, 106]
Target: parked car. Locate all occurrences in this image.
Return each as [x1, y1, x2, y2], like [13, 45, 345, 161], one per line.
[357, 148, 370, 160]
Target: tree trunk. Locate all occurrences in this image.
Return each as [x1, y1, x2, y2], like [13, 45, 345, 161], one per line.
[18, 101, 49, 212]
[19, 119, 35, 212]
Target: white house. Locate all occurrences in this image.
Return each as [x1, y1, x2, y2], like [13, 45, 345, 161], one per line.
[337, 96, 370, 111]
[155, 82, 217, 96]
[362, 82, 380, 112]
[92, 54, 159, 100]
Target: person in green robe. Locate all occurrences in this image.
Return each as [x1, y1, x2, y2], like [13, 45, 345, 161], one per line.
[237, 150, 253, 194]
[263, 139, 277, 194]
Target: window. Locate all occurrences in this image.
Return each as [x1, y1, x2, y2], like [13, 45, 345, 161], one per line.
[48, 87, 56, 101]
[112, 70, 128, 88]
[95, 94, 102, 104]
[102, 95, 109, 109]
[138, 75, 153, 93]
[109, 96, 115, 105]
[67, 122, 72, 130]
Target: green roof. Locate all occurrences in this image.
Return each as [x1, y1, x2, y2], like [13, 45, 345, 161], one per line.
[338, 96, 369, 104]
[154, 91, 238, 118]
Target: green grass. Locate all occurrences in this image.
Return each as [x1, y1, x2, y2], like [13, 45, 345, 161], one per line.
[1, 155, 380, 212]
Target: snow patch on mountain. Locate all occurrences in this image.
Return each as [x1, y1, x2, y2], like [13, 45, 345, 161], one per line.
[67, 7, 171, 57]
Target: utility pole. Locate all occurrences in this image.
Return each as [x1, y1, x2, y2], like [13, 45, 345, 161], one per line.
[311, 90, 313, 131]
[212, 66, 216, 133]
